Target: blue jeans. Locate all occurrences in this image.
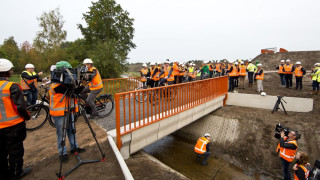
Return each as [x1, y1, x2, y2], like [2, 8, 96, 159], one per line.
[24, 89, 38, 106]
[312, 80, 319, 90]
[53, 115, 79, 155]
[279, 74, 285, 86]
[281, 158, 291, 180]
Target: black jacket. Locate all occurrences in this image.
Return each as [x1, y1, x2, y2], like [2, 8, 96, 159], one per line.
[21, 71, 42, 82]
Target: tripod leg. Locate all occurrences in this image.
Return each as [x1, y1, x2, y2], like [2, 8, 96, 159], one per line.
[272, 101, 280, 113]
[80, 107, 105, 158]
[280, 102, 287, 115]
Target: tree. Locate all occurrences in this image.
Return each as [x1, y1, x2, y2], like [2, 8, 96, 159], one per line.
[34, 8, 67, 52]
[78, 0, 136, 78]
[0, 36, 20, 72]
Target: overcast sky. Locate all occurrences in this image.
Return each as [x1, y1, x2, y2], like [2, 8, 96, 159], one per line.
[1, 0, 320, 63]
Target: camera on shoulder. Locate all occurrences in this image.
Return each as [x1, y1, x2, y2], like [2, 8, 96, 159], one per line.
[274, 123, 301, 140]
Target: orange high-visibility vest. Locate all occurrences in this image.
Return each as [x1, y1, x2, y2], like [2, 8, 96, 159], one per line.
[159, 67, 164, 78]
[179, 67, 184, 76]
[276, 137, 298, 162]
[20, 71, 37, 90]
[235, 66, 240, 76]
[209, 64, 213, 71]
[0, 81, 25, 129]
[228, 65, 238, 77]
[88, 67, 103, 90]
[284, 64, 293, 74]
[256, 68, 264, 80]
[49, 83, 79, 116]
[215, 64, 222, 72]
[294, 67, 303, 77]
[278, 65, 285, 74]
[239, 65, 246, 76]
[194, 137, 209, 154]
[141, 68, 148, 82]
[294, 163, 311, 180]
[172, 63, 180, 76]
[151, 67, 160, 81]
[164, 66, 174, 81]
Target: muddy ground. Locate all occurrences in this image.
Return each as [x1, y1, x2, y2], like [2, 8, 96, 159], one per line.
[208, 72, 320, 177]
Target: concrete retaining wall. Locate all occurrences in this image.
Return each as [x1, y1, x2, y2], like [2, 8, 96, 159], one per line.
[226, 93, 313, 112]
[108, 95, 226, 159]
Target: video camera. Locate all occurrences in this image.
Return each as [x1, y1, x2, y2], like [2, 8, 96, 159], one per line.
[309, 159, 320, 180]
[274, 123, 301, 140]
[51, 65, 89, 88]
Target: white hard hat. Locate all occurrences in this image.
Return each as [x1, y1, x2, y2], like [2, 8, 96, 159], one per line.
[204, 133, 211, 137]
[261, 92, 266, 96]
[241, 61, 244, 64]
[150, 62, 155, 66]
[203, 61, 208, 64]
[50, 65, 56, 71]
[83, 58, 93, 64]
[257, 63, 262, 67]
[235, 62, 239, 65]
[248, 60, 252, 63]
[0, 59, 14, 72]
[295, 61, 301, 65]
[157, 61, 163, 65]
[164, 60, 170, 64]
[25, 64, 35, 69]
[286, 59, 290, 62]
[315, 63, 320, 66]
[280, 60, 285, 63]
[142, 63, 147, 67]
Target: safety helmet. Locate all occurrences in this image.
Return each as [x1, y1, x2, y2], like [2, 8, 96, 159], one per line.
[50, 65, 56, 71]
[257, 63, 262, 67]
[56, 61, 72, 69]
[248, 60, 252, 63]
[0, 58, 14, 72]
[150, 62, 155, 66]
[83, 58, 93, 64]
[295, 61, 301, 65]
[286, 59, 290, 62]
[280, 60, 285, 63]
[240, 61, 244, 64]
[25, 64, 35, 69]
[142, 63, 147, 67]
[315, 63, 320, 66]
[204, 133, 211, 137]
[164, 61, 169, 64]
[235, 62, 239, 65]
[261, 92, 267, 96]
[157, 61, 163, 65]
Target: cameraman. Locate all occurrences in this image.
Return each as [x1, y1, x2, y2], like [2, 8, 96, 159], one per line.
[0, 59, 31, 179]
[276, 130, 298, 180]
[81, 59, 103, 119]
[50, 61, 85, 162]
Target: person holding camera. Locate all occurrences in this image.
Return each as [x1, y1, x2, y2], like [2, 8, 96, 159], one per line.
[276, 130, 298, 180]
[81, 58, 103, 119]
[50, 61, 85, 163]
[293, 151, 311, 180]
[0, 59, 31, 179]
[20, 64, 43, 106]
[194, 133, 211, 166]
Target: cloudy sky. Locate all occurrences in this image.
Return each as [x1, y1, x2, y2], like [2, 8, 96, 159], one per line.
[1, 0, 320, 62]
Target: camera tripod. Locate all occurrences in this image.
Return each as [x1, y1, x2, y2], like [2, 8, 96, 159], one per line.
[272, 96, 287, 115]
[56, 89, 105, 180]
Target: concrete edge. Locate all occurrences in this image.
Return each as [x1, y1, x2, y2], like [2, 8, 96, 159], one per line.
[140, 151, 190, 180]
[107, 135, 134, 180]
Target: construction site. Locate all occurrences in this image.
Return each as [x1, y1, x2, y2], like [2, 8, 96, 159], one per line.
[18, 50, 320, 180]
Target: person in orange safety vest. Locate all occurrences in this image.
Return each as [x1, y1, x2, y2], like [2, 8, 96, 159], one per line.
[0, 58, 31, 179]
[239, 61, 247, 89]
[276, 130, 298, 180]
[276, 60, 286, 87]
[294, 61, 306, 90]
[254, 64, 264, 92]
[194, 133, 211, 166]
[158, 60, 175, 86]
[80, 58, 104, 119]
[293, 151, 311, 180]
[283, 59, 295, 88]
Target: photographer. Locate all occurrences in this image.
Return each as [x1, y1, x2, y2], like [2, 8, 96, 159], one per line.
[276, 130, 298, 180]
[20, 64, 43, 106]
[0, 59, 31, 179]
[81, 59, 103, 119]
[50, 61, 85, 162]
[293, 151, 311, 180]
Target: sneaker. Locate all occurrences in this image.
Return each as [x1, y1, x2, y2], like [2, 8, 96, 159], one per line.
[59, 154, 68, 163]
[70, 147, 86, 154]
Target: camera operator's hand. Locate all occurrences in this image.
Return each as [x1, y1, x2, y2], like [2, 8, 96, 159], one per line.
[38, 71, 43, 76]
[293, 164, 298, 171]
[280, 131, 285, 138]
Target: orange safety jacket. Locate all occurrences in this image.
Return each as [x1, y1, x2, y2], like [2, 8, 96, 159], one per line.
[256, 68, 264, 80]
[276, 137, 298, 162]
[194, 137, 209, 154]
[228, 65, 238, 77]
[209, 64, 214, 71]
[20, 71, 37, 90]
[88, 67, 103, 90]
[172, 63, 180, 76]
[49, 83, 79, 116]
[159, 67, 165, 78]
[150, 67, 159, 81]
[141, 68, 148, 82]
[164, 66, 175, 81]
[239, 65, 246, 76]
[215, 64, 222, 72]
[284, 64, 293, 74]
[294, 67, 303, 77]
[179, 67, 184, 76]
[278, 65, 285, 74]
[294, 163, 311, 180]
[0, 81, 25, 129]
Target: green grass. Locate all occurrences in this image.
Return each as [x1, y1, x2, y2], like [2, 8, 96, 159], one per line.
[9, 74, 21, 83]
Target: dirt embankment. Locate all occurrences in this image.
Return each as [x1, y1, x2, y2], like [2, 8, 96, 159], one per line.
[252, 51, 320, 70]
[209, 72, 320, 177]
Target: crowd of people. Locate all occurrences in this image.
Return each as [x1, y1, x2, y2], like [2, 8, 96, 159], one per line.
[139, 59, 266, 93]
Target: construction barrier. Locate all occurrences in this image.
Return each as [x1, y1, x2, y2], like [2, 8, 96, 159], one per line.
[114, 76, 228, 149]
